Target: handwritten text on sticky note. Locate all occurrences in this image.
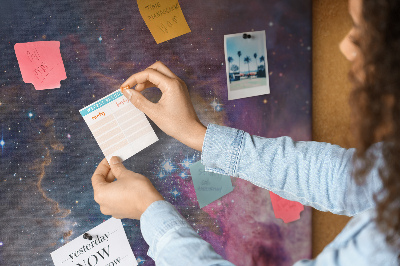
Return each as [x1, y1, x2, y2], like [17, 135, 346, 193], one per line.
[137, 0, 191, 44]
[190, 161, 234, 208]
[14, 41, 67, 90]
[51, 218, 137, 266]
[269, 191, 304, 223]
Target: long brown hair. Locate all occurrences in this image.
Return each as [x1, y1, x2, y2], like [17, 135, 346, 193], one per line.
[349, 0, 400, 253]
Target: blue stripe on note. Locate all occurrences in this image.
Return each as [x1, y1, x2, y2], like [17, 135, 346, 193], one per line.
[80, 90, 123, 116]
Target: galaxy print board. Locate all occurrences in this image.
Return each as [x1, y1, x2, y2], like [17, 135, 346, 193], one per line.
[0, 0, 312, 265]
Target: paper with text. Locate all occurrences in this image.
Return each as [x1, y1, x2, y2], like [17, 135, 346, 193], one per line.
[51, 218, 137, 266]
[80, 90, 158, 162]
[189, 161, 234, 208]
[14, 41, 67, 90]
[137, 0, 191, 44]
[269, 191, 304, 223]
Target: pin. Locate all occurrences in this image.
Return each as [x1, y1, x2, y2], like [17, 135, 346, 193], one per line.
[83, 233, 93, 240]
[243, 33, 251, 39]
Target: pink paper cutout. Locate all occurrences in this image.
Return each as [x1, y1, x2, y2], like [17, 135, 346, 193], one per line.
[14, 41, 67, 90]
[269, 191, 304, 223]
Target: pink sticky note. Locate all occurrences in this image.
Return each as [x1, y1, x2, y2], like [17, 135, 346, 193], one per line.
[269, 191, 304, 223]
[14, 41, 67, 90]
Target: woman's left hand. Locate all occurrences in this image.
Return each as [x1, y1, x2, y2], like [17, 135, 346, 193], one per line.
[91, 157, 164, 220]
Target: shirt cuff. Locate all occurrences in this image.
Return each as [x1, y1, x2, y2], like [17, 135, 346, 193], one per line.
[201, 123, 245, 176]
[140, 200, 190, 259]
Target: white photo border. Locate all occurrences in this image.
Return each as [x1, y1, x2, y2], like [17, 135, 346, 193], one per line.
[224, 30, 270, 100]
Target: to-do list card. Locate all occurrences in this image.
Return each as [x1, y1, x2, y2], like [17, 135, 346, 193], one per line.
[80, 90, 158, 162]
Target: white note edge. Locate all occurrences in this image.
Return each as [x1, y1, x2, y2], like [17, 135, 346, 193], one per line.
[51, 218, 137, 266]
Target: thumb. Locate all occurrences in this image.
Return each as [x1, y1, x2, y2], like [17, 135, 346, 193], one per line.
[122, 88, 154, 115]
[109, 156, 128, 178]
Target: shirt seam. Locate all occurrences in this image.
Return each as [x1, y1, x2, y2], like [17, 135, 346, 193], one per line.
[230, 129, 245, 175]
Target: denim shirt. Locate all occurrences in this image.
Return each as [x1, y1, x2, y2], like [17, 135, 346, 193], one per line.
[140, 124, 399, 265]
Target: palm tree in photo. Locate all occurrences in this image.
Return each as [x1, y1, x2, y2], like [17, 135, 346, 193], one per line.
[244, 56, 251, 78]
[230, 64, 239, 83]
[237, 51, 242, 77]
[227, 56, 234, 83]
[253, 53, 258, 75]
[260, 55, 266, 76]
[227, 56, 233, 73]
[231, 64, 239, 73]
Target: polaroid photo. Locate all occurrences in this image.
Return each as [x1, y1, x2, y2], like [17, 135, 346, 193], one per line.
[224, 30, 270, 100]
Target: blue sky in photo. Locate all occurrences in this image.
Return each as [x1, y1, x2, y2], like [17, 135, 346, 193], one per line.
[226, 31, 266, 73]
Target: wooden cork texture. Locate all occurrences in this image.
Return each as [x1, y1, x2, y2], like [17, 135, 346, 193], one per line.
[312, 0, 354, 258]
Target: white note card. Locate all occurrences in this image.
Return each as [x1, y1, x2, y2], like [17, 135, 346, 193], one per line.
[79, 90, 158, 162]
[51, 218, 137, 266]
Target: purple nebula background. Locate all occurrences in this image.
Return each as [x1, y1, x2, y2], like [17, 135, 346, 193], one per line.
[0, 0, 311, 265]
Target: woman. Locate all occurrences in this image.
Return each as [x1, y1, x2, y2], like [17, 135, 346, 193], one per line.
[91, 0, 400, 264]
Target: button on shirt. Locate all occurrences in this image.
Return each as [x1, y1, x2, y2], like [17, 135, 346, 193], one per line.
[140, 124, 400, 265]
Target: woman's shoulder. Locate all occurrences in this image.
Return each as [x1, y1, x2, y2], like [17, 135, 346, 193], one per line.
[322, 209, 399, 265]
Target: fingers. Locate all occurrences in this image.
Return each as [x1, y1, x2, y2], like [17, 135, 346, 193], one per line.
[109, 156, 129, 179]
[99, 206, 124, 219]
[147, 61, 178, 79]
[111, 214, 125, 219]
[120, 68, 173, 94]
[119, 62, 181, 118]
[135, 81, 155, 92]
[121, 88, 157, 116]
[128, 61, 179, 92]
[105, 169, 115, 183]
[91, 158, 111, 189]
[99, 206, 110, 215]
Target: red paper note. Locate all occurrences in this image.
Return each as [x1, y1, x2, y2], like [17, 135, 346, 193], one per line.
[269, 191, 304, 223]
[14, 41, 67, 90]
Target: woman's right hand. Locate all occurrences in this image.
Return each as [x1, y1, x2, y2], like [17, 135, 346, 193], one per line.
[120, 61, 207, 152]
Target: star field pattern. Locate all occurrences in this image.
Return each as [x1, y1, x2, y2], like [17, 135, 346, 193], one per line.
[0, 0, 312, 265]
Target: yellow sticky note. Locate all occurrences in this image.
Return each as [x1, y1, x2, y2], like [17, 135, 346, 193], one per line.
[137, 0, 191, 44]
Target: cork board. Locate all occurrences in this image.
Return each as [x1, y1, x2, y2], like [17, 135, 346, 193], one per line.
[312, 0, 353, 258]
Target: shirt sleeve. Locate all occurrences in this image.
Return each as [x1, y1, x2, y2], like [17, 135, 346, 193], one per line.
[140, 200, 236, 266]
[201, 124, 384, 216]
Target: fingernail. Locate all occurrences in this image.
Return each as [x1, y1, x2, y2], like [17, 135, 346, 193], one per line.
[110, 156, 122, 165]
[120, 85, 130, 92]
[125, 89, 133, 100]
